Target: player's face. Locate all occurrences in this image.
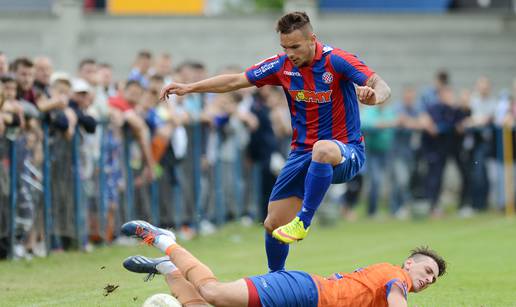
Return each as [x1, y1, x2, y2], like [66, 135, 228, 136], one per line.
[280, 29, 316, 67]
[404, 256, 439, 293]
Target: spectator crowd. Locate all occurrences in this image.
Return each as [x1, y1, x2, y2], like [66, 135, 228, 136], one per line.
[0, 50, 515, 260]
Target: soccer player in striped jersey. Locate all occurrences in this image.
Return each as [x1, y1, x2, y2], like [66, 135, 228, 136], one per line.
[160, 11, 391, 272]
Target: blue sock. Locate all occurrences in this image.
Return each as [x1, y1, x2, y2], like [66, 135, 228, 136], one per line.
[265, 232, 289, 272]
[297, 161, 333, 228]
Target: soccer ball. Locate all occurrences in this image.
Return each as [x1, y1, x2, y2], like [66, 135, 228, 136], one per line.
[142, 293, 182, 307]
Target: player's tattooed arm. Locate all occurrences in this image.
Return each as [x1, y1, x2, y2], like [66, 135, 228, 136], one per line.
[363, 73, 391, 105]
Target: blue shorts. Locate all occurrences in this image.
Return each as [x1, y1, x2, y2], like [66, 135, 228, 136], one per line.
[270, 140, 365, 201]
[249, 271, 318, 307]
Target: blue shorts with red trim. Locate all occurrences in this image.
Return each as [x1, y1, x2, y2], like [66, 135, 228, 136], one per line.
[269, 140, 365, 201]
[248, 271, 318, 307]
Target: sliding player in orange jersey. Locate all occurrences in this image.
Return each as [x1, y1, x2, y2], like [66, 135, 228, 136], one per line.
[122, 220, 446, 307]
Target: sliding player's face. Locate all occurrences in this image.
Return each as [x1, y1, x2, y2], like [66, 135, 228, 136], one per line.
[404, 256, 439, 293]
[280, 28, 316, 67]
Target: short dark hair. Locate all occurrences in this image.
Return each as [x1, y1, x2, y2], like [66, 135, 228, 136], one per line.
[12, 57, 34, 72]
[189, 61, 205, 70]
[137, 50, 152, 59]
[436, 70, 449, 86]
[79, 58, 96, 70]
[98, 63, 112, 69]
[408, 246, 447, 277]
[1, 75, 16, 84]
[150, 74, 164, 83]
[276, 11, 312, 34]
[125, 79, 143, 89]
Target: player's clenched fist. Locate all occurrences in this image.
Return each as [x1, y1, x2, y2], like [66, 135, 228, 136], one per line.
[356, 86, 377, 105]
[159, 82, 191, 101]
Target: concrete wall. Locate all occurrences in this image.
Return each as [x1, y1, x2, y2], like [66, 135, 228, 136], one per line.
[1, 0, 515, 98]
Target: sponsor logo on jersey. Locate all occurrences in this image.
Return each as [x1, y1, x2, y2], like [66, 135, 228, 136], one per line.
[283, 70, 301, 77]
[288, 90, 332, 104]
[254, 60, 279, 77]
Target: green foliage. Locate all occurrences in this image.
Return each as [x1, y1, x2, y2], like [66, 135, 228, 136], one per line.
[0, 214, 515, 306]
[255, 0, 284, 11]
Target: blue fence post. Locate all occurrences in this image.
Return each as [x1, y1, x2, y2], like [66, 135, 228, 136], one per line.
[71, 128, 83, 249]
[234, 138, 244, 220]
[214, 130, 225, 226]
[150, 180, 159, 225]
[123, 127, 134, 222]
[8, 135, 17, 259]
[495, 126, 505, 208]
[97, 123, 107, 242]
[252, 161, 262, 222]
[192, 122, 202, 231]
[173, 177, 183, 229]
[42, 123, 52, 254]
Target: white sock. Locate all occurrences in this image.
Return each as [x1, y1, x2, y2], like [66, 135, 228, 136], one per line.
[156, 260, 178, 275]
[154, 235, 176, 253]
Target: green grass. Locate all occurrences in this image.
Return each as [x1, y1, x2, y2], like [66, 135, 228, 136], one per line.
[1, 214, 516, 306]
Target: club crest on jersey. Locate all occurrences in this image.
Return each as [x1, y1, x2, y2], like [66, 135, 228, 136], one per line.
[322, 72, 333, 84]
[289, 90, 332, 104]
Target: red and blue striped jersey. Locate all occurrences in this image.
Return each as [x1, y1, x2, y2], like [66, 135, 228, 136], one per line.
[245, 41, 374, 152]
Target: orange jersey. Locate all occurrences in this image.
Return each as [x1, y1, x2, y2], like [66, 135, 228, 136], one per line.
[311, 263, 413, 307]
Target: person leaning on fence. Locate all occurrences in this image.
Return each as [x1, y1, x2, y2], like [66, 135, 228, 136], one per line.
[108, 80, 156, 180]
[360, 101, 398, 217]
[0, 52, 8, 78]
[468, 76, 497, 212]
[36, 74, 77, 140]
[388, 85, 424, 217]
[129, 50, 153, 89]
[0, 82, 5, 135]
[33, 56, 53, 98]
[420, 86, 470, 217]
[0, 76, 26, 131]
[13, 57, 39, 106]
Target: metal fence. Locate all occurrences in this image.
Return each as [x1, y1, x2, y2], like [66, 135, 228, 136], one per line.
[0, 119, 264, 259]
[1, 122, 515, 259]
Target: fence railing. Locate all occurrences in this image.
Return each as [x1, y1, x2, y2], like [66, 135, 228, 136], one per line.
[1, 119, 264, 259]
[1, 123, 515, 259]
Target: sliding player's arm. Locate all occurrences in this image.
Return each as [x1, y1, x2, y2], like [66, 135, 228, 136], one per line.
[160, 73, 252, 100]
[387, 285, 408, 307]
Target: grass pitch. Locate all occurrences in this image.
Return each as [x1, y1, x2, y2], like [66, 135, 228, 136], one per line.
[1, 214, 515, 307]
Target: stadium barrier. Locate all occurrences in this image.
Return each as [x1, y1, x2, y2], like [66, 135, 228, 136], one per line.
[1, 123, 515, 259]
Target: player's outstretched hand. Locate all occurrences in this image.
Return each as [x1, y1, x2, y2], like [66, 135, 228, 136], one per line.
[356, 86, 377, 105]
[159, 82, 190, 101]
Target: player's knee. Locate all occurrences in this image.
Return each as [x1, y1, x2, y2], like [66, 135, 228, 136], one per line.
[263, 216, 276, 233]
[264, 214, 288, 233]
[312, 140, 339, 163]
